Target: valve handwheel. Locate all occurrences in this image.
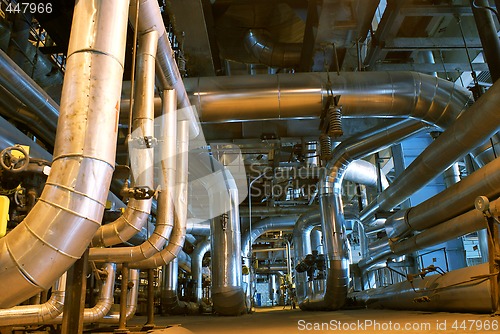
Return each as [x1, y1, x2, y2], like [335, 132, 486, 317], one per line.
[0, 145, 30, 172]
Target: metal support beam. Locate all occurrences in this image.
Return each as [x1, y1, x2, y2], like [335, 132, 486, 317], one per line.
[61, 249, 88, 334]
[145, 269, 155, 328]
[384, 37, 483, 50]
[373, 62, 490, 72]
[364, 0, 406, 69]
[116, 264, 129, 333]
[400, 5, 473, 16]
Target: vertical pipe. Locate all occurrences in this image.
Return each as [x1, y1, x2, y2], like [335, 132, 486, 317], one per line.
[117, 265, 129, 332]
[192, 239, 211, 303]
[145, 269, 155, 327]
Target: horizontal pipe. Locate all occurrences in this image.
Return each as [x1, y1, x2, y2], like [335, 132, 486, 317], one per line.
[350, 263, 494, 313]
[0, 274, 66, 326]
[185, 72, 471, 127]
[386, 156, 500, 239]
[361, 77, 500, 223]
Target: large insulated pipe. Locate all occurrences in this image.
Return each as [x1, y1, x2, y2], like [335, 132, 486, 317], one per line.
[46, 263, 116, 324]
[92, 29, 158, 248]
[0, 0, 129, 308]
[192, 239, 211, 303]
[130, 112, 190, 269]
[211, 170, 245, 316]
[185, 72, 470, 129]
[303, 120, 424, 310]
[100, 269, 140, 323]
[350, 263, 494, 313]
[360, 78, 500, 224]
[0, 274, 66, 326]
[129, 0, 200, 138]
[243, 29, 302, 68]
[385, 156, 500, 240]
[90, 91, 178, 263]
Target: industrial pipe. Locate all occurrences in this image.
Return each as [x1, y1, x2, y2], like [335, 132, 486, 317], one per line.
[385, 156, 500, 240]
[192, 239, 211, 303]
[185, 72, 470, 129]
[243, 29, 302, 68]
[91, 30, 158, 248]
[129, 0, 200, 138]
[0, 274, 66, 326]
[350, 263, 494, 313]
[129, 113, 190, 269]
[211, 169, 246, 316]
[360, 78, 500, 224]
[161, 258, 199, 315]
[0, 0, 129, 307]
[99, 269, 140, 323]
[302, 120, 424, 311]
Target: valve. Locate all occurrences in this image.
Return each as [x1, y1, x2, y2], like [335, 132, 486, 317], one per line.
[0, 145, 30, 173]
[121, 186, 155, 200]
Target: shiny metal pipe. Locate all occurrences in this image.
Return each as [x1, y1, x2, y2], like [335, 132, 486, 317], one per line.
[161, 258, 200, 314]
[243, 29, 301, 67]
[129, 0, 200, 138]
[361, 78, 500, 224]
[350, 263, 493, 313]
[90, 89, 177, 263]
[0, 49, 59, 135]
[0, 274, 66, 326]
[185, 72, 471, 128]
[0, 85, 55, 144]
[306, 120, 424, 310]
[310, 228, 323, 254]
[186, 219, 211, 236]
[385, 156, 500, 240]
[192, 239, 211, 302]
[92, 30, 158, 248]
[130, 117, 189, 269]
[211, 170, 245, 316]
[46, 263, 116, 324]
[391, 196, 500, 256]
[99, 269, 140, 323]
[0, 0, 129, 308]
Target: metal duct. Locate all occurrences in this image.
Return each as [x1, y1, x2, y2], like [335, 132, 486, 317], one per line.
[293, 211, 321, 264]
[360, 78, 500, 224]
[185, 72, 470, 128]
[129, 115, 190, 269]
[192, 239, 211, 303]
[350, 263, 494, 313]
[100, 269, 140, 323]
[241, 215, 299, 310]
[0, 0, 129, 308]
[0, 274, 66, 326]
[92, 30, 158, 248]
[305, 120, 424, 311]
[46, 263, 116, 324]
[129, 0, 200, 138]
[386, 156, 500, 240]
[211, 170, 245, 316]
[243, 29, 302, 68]
[0, 49, 59, 137]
